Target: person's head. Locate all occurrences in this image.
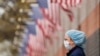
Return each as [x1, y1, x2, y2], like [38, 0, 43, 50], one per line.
[64, 30, 86, 51]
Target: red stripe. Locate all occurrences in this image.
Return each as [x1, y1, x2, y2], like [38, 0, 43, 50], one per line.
[52, 3, 56, 25]
[55, 0, 62, 4]
[74, 0, 76, 7]
[56, 4, 60, 25]
[27, 40, 33, 56]
[50, 0, 53, 3]
[68, 14, 74, 22]
[70, 0, 73, 7]
[55, 0, 57, 3]
[36, 20, 45, 37]
[59, 0, 62, 5]
[65, 0, 68, 8]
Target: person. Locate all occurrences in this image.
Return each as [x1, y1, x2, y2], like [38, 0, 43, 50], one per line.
[64, 30, 86, 56]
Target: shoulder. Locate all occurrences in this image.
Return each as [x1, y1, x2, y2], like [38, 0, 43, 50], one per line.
[71, 46, 85, 56]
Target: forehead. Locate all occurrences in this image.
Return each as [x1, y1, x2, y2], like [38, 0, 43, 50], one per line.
[64, 35, 74, 42]
[64, 35, 70, 39]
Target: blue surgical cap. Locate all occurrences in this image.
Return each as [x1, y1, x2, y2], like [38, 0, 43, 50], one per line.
[65, 30, 86, 48]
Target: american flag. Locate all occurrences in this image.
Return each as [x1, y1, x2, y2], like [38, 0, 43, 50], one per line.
[19, 22, 36, 56]
[26, 26, 46, 56]
[59, 0, 82, 21]
[19, 0, 83, 56]
[54, 0, 82, 9]
[19, 22, 46, 56]
[37, 0, 62, 44]
[29, 4, 43, 21]
[19, 4, 47, 56]
[51, 0, 82, 22]
[37, 0, 62, 31]
[26, 4, 47, 56]
[29, 2, 54, 44]
[19, 29, 29, 56]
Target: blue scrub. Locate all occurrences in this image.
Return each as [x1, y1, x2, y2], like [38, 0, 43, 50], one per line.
[67, 46, 86, 56]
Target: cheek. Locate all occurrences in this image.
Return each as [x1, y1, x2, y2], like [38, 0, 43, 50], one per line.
[70, 41, 75, 45]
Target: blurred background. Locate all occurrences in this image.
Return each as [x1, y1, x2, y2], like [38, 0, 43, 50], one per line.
[0, 0, 99, 56]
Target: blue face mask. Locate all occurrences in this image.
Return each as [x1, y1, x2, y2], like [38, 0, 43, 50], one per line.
[64, 40, 73, 50]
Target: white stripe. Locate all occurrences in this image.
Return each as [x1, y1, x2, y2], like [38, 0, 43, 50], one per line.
[48, 0, 52, 19]
[30, 3, 39, 7]
[55, 4, 60, 24]
[67, 0, 71, 7]
[57, 0, 61, 4]
[52, 3, 56, 23]
[76, 0, 80, 5]
[62, 0, 67, 9]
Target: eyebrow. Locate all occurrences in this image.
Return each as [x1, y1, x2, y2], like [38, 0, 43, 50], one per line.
[64, 39, 68, 40]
